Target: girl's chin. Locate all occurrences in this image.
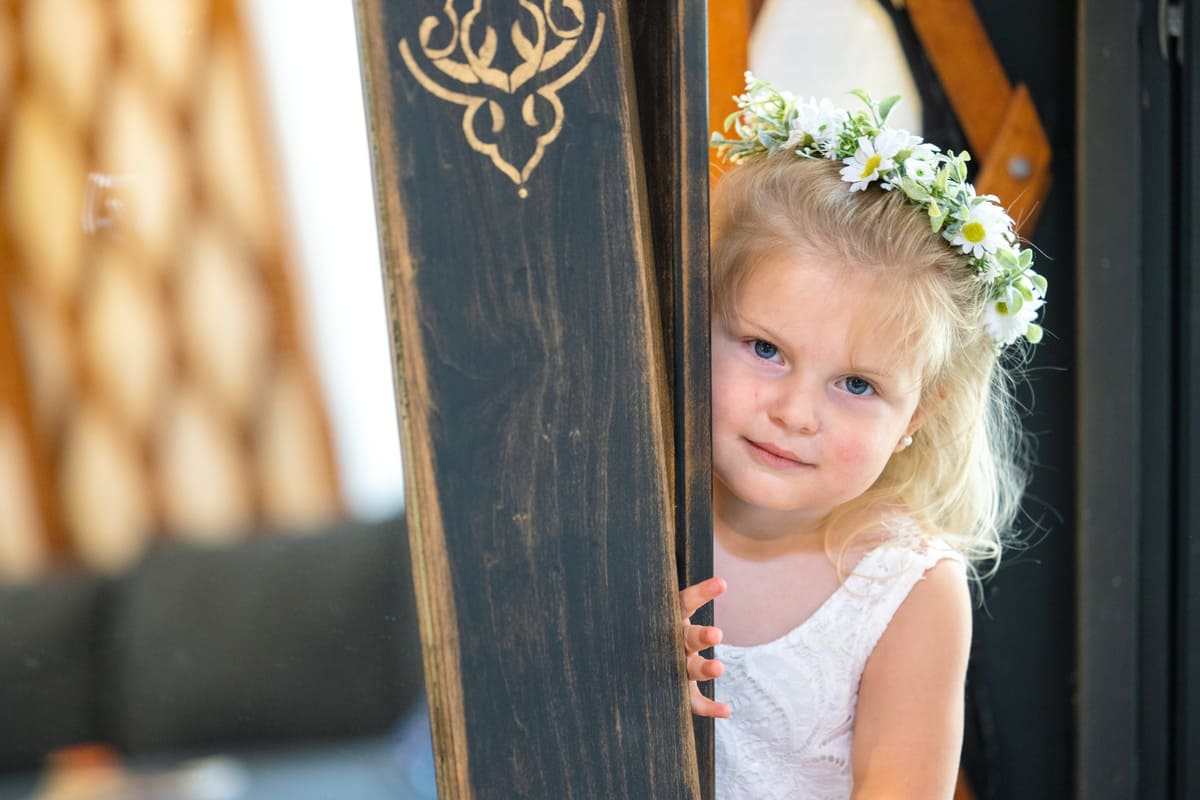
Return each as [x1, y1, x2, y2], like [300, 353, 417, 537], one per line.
[713, 479, 834, 517]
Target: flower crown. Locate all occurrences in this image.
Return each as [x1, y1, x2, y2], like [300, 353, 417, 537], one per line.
[711, 73, 1047, 348]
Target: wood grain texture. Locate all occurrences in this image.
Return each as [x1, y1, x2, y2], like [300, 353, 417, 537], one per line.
[355, 1, 700, 796]
[354, 6, 473, 796]
[628, 1, 714, 796]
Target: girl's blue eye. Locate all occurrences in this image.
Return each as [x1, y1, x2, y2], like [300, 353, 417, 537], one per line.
[844, 376, 874, 396]
[752, 339, 779, 360]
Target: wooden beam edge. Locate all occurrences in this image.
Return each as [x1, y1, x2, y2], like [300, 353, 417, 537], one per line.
[614, 2, 703, 792]
[352, 3, 474, 797]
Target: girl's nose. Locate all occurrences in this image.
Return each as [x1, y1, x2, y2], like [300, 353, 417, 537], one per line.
[766, 384, 820, 434]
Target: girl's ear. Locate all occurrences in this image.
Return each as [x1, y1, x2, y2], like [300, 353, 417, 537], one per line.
[904, 414, 922, 439]
[907, 385, 947, 437]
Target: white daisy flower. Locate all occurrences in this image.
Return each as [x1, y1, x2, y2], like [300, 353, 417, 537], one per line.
[873, 129, 912, 158]
[817, 135, 843, 160]
[875, 130, 918, 190]
[879, 134, 929, 190]
[892, 130, 926, 153]
[984, 295, 1043, 346]
[949, 200, 1012, 258]
[902, 156, 937, 186]
[978, 249, 1008, 282]
[902, 142, 941, 185]
[840, 134, 902, 192]
[786, 97, 843, 151]
[736, 78, 774, 111]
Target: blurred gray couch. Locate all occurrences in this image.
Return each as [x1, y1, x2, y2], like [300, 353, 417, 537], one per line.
[0, 515, 425, 784]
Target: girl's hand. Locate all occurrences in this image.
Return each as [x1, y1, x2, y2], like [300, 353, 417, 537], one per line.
[680, 577, 731, 718]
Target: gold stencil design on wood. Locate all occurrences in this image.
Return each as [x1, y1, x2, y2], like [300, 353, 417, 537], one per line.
[398, 1, 605, 197]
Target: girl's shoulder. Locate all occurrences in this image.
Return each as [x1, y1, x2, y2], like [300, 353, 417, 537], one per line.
[810, 518, 968, 687]
[859, 529, 972, 677]
[836, 518, 968, 625]
[850, 519, 971, 666]
[852, 535, 972, 794]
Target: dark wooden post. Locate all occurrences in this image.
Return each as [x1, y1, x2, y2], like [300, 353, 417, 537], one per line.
[627, 2, 714, 793]
[355, 1, 709, 797]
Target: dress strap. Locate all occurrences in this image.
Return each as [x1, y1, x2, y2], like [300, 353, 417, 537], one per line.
[836, 539, 964, 676]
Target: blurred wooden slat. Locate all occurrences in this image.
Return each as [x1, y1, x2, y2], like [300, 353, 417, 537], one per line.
[707, 0, 750, 176]
[905, 0, 1051, 235]
[906, 0, 1011, 155]
[973, 84, 1052, 235]
[356, 1, 700, 796]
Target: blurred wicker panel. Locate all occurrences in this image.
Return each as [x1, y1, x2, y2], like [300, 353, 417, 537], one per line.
[0, 414, 46, 579]
[0, 12, 12, 117]
[0, 0, 341, 578]
[59, 401, 154, 571]
[0, 236, 51, 580]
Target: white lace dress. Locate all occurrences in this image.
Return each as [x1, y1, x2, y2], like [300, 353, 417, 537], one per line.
[713, 538, 962, 800]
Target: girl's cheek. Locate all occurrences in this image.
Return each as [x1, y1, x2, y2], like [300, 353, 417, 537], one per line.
[832, 437, 869, 465]
[710, 377, 733, 414]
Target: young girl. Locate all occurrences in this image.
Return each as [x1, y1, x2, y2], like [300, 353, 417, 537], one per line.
[680, 74, 1045, 799]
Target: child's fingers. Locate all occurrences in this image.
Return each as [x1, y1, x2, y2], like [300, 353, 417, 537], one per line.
[679, 576, 726, 621]
[689, 683, 732, 719]
[684, 622, 723, 654]
[679, 578, 728, 720]
[687, 651, 724, 682]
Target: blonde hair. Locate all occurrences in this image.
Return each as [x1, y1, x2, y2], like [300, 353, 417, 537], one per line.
[711, 157, 1028, 575]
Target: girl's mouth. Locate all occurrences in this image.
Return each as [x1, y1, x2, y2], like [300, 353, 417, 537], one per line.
[746, 439, 810, 468]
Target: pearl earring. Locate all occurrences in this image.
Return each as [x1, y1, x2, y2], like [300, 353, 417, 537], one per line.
[899, 435, 913, 450]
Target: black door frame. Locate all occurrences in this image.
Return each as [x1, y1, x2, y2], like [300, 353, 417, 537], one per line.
[1077, 1, 1197, 797]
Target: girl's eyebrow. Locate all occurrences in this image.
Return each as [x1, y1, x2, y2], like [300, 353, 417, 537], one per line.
[846, 358, 898, 382]
[852, 367, 892, 380]
[851, 360, 927, 396]
[749, 320, 787, 344]
[849, 368, 897, 387]
[730, 314, 788, 345]
[741, 309, 823, 345]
